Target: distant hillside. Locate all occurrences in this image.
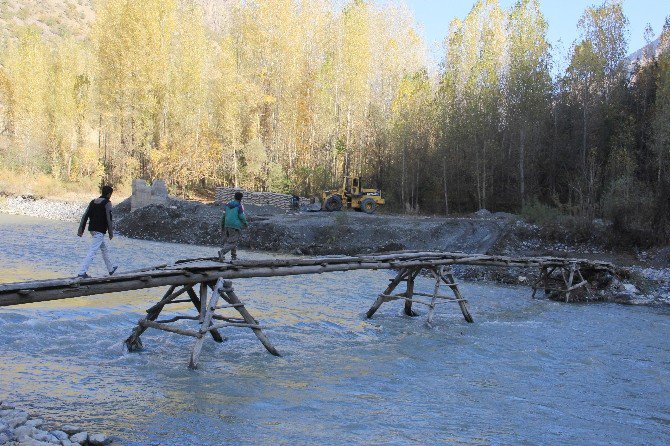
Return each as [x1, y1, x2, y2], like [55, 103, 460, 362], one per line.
[627, 37, 661, 69]
[0, 0, 95, 43]
[0, 0, 234, 45]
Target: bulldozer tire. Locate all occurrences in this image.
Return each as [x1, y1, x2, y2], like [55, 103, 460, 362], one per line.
[325, 195, 343, 212]
[360, 197, 377, 214]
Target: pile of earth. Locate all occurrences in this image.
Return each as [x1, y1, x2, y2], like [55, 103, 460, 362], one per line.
[114, 198, 513, 255]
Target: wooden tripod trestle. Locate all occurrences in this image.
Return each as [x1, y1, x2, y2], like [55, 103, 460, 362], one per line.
[531, 262, 595, 302]
[124, 278, 281, 369]
[366, 266, 474, 326]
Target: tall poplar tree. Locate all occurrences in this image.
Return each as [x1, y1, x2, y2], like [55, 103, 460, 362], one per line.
[505, 0, 552, 207]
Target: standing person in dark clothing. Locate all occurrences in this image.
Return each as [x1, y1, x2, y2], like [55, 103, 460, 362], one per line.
[77, 185, 118, 278]
[219, 191, 248, 261]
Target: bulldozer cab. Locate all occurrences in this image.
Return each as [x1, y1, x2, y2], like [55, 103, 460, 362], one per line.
[342, 176, 361, 195]
[350, 177, 360, 195]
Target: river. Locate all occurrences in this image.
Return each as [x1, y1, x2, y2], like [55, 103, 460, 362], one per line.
[1, 214, 669, 445]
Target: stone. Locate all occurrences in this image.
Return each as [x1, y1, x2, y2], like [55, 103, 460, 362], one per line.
[0, 433, 9, 444]
[26, 419, 44, 428]
[51, 431, 69, 442]
[69, 432, 88, 444]
[31, 429, 58, 443]
[623, 283, 639, 293]
[13, 424, 36, 441]
[17, 438, 53, 446]
[7, 412, 30, 429]
[88, 433, 110, 445]
[60, 426, 82, 436]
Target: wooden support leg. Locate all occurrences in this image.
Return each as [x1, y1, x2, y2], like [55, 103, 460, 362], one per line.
[564, 263, 576, 303]
[125, 285, 179, 351]
[220, 281, 281, 357]
[186, 287, 225, 343]
[439, 267, 474, 323]
[576, 267, 594, 300]
[426, 266, 443, 327]
[198, 282, 208, 322]
[189, 279, 224, 369]
[404, 268, 420, 317]
[532, 266, 545, 298]
[544, 267, 556, 296]
[366, 268, 408, 318]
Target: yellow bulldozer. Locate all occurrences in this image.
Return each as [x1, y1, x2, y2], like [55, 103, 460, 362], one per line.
[322, 176, 385, 214]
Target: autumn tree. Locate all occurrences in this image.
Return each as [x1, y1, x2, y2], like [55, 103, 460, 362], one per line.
[505, 0, 552, 207]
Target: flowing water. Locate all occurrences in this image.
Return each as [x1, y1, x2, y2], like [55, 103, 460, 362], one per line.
[1, 214, 669, 445]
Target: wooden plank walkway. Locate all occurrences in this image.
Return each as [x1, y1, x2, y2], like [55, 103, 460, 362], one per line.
[0, 251, 618, 368]
[0, 251, 615, 306]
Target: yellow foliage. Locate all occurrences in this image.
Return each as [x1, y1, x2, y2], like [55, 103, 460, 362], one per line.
[0, 0, 426, 196]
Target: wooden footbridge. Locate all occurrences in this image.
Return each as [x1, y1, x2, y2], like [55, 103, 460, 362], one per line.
[0, 251, 618, 368]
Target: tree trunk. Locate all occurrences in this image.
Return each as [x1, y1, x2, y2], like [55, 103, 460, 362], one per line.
[401, 147, 406, 210]
[443, 157, 449, 215]
[582, 93, 588, 174]
[519, 126, 526, 208]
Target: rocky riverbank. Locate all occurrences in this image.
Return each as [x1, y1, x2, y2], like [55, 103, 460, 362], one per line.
[0, 400, 119, 446]
[0, 196, 88, 222]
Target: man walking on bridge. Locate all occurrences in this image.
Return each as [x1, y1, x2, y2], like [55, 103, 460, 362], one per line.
[219, 191, 248, 261]
[76, 185, 118, 278]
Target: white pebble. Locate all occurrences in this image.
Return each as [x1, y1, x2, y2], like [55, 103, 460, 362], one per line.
[88, 433, 110, 445]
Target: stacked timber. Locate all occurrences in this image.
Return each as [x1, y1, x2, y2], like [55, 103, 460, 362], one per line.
[215, 187, 308, 211]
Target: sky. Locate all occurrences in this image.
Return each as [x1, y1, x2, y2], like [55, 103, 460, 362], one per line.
[404, 0, 669, 69]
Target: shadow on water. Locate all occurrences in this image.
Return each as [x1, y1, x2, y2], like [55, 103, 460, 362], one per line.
[1, 214, 670, 445]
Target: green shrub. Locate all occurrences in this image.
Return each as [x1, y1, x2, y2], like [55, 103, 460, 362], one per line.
[601, 177, 656, 247]
[539, 215, 596, 245]
[521, 199, 561, 224]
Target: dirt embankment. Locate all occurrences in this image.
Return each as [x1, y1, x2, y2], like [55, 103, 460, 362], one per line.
[114, 198, 514, 255]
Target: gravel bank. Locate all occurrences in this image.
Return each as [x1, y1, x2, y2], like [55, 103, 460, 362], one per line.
[0, 400, 120, 446]
[0, 196, 87, 222]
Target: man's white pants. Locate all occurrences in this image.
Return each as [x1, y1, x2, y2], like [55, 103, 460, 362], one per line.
[78, 231, 113, 275]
